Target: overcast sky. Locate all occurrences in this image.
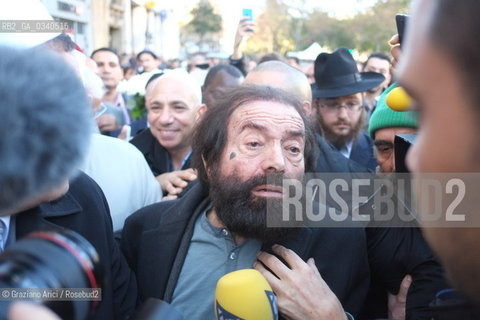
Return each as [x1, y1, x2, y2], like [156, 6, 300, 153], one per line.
[311, 0, 378, 18]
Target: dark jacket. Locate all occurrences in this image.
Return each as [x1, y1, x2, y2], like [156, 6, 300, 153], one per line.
[316, 134, 370, 173]
[130, 128, 191, 176]
[350, 132, 378, 172]
[121, 182, 445, 319]
[15, 172, 137, 320]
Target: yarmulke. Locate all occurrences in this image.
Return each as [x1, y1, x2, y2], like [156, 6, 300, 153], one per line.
[368, 83, 418, 138]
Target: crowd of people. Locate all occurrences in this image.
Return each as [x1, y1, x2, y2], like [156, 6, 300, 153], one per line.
[2, 0, 480, 319]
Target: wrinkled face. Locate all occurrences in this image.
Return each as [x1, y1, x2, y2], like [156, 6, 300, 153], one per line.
[315, 93, 365, 147]
[91, 51, 123, 90]
[138, 53, 158, 72]
[209, 100, 306, 242]
[400, 0, 480, 300]
[374, 127, 417, 173]
[364, 57, 391, 92]
[219, 101, 306, 184]
[146, 77, 202, 153]
[203, 70, 243, 108]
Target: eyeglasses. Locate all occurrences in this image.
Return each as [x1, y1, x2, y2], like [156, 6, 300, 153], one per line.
[320, 101, 364, 113]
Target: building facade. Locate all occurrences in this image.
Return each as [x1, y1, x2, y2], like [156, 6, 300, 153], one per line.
[41, 0, 93, 52]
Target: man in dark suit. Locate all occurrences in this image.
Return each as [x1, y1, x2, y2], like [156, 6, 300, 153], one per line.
[130, 70, 206, 198]
[0, 45, 136, 320]
[312, 47, 381, 171]
[122, 85, 445, 319]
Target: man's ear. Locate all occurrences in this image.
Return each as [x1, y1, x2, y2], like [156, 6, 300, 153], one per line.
[196, 104, 207, 120]
[309, 98, 319, 119]
[302, 101, 313, 117]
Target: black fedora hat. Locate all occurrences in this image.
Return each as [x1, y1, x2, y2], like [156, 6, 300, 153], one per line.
[312, 47, 385, 99]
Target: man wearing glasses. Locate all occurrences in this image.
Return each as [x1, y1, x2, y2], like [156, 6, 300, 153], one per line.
[312, 47, 383, 171]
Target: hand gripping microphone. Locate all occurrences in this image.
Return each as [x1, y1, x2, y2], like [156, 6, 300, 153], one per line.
[214, 269, 278, 320]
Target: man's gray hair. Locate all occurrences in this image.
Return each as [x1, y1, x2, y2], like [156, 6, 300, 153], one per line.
[0, 45, 92, 211]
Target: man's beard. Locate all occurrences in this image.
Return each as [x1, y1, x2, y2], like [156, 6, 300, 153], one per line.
[317, 111, 365, 149]
[209, 170, 300, 244]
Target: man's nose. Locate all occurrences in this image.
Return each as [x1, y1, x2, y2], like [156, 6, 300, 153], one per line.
[337, 106, 349, 119]
[102, 64, 112, 73]
[262, 143, 286, 173]
[159, 108, 174, 124]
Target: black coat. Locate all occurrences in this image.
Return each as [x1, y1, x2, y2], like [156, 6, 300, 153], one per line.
[130, 128, 191, 176]
[350, 132, 378, 172]
[14, 172, 137, 320]
[316, 134, 370, 173]
[121, 182, 445, 319]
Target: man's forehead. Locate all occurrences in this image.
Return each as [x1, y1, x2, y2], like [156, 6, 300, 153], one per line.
[366, 57, 389, 67]
[231, 101, 305, 130]
[148, 78, 194, 98]
[147, 71, 201, 102]
[92, 51, 119, 63]
[139, 53, 155, 60]
[324, 93, 363, 101]
[375, 127, 413, 138]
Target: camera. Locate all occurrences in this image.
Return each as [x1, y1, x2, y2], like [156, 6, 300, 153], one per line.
[0, 229, 103, 320]
[394, 134, 416, 173]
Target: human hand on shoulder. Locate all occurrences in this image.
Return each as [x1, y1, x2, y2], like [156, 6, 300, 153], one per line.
[156, 168, 197, 198]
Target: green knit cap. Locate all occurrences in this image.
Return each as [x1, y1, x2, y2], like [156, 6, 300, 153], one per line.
[368, 82, 418, 138]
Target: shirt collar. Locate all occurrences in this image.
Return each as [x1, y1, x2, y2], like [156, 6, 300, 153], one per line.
[338, 140, 354, 158]
[114, 92, 125, 108]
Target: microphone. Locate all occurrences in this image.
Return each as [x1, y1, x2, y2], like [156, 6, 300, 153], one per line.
[386, 86, 412, 111]
[214, 269, 278, 320]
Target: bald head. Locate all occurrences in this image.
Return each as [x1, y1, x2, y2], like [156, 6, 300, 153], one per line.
[146, 69, 202, 106]
[245, 61, 312, 103]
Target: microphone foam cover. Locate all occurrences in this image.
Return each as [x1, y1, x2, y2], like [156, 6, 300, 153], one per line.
[215, 269, 278, 320]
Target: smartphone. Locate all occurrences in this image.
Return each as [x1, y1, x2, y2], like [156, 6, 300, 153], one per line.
[242, 8, 253, 21]
[395, 14, 409, 46]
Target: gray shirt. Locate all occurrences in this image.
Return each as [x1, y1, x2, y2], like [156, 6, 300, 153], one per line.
[171, 209, 261, 319]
